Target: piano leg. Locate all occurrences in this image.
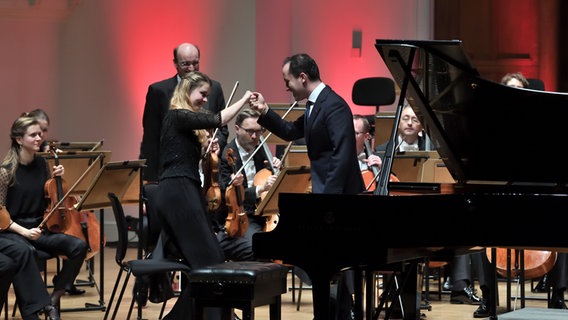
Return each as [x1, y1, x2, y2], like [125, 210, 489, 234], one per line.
[309, 271, 334, 320]
[397, 261, 421, 320]
[365, 270, 375, 320]
[489, 248, 498, 320]
[353, 268, 364, 320]
[370, 262, 421, 320]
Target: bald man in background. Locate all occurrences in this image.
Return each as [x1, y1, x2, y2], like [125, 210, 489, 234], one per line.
[140, 42, 227, 182]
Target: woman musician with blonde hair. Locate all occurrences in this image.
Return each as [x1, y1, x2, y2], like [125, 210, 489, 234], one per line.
[0, 116, 87, 319]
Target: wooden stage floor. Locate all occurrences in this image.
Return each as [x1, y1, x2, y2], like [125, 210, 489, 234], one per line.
[2, 245, 564, 319]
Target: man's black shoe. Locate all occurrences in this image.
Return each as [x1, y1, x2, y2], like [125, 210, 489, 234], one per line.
[65, 286, 86, 295]
[442, 277, 452, 291]
[53, 275, 86, 295]
[473, 298, 491, 318]
[450, 286, 481, 305]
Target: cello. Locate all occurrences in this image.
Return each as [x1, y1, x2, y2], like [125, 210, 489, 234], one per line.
[486, 248, 557, 279]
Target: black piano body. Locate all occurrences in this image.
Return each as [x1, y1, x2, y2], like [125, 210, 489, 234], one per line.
[253, 39, 568, 320]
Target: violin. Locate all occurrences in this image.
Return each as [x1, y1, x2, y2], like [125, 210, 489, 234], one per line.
[224, 148, 249, 238]
[252, 138, 287, 232]
[203, 81, 239, 212]
[226, 102, 299, 233]
[486, 248, 557, 279]
[39, 150, 106, 259]
[252, 139, 280, 201]
[203, 137, 222, 212]
[42, 145, 73, 233]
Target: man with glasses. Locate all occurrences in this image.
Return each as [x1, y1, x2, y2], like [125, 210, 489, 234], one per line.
[374, 103, 426, 154]
[139, 42, 227, 183]
[216, 108, 281, 261]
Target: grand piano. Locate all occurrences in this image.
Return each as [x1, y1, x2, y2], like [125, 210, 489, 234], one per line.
[253, 39, 568, 320]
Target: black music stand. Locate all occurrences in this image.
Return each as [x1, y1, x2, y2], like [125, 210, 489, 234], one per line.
[50, 140, 105, 152]
[254, 166, 311, 216]
[40, 151, 112, 196]
[74, 159, 146, 312]
[39, 150, 109, 312]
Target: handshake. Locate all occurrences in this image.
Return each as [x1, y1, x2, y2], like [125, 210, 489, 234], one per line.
[248, 92, 267, 113]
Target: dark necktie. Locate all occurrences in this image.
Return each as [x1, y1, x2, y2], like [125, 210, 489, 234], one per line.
[305, 101, 313, 118]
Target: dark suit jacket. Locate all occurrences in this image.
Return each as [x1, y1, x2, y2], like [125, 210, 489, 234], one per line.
[139, 75, 226, 181]
[258, 86, 364, 194]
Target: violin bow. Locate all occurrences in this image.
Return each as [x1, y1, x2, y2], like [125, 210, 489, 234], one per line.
[204, 81, 239, 156]
[228, 100, 298, 186]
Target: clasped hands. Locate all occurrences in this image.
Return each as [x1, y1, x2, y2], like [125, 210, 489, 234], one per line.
[248, 92, 267, 113]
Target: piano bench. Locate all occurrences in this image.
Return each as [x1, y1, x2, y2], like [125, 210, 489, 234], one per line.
[187, 261, 289, 320]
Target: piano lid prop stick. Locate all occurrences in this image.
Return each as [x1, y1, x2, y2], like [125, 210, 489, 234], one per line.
[228, 100, 298, 186]
[366, 137, 405, 190]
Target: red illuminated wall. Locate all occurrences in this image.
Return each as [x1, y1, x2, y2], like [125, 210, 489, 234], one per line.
[1, 0, 433, 160]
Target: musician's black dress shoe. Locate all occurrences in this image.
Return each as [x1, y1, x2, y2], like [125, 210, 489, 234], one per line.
[450, 286, 481, 305]
[473, 298, 491, 318]
[66, 285, 86, 295]
[53, 274, 86, 295]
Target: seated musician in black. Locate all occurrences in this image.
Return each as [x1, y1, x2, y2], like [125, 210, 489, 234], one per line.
[216, 108, 281, 261]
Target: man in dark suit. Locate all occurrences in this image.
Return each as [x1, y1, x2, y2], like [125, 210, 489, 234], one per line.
[250, 53, 364, 320]
[250, 53, 364, 195]
[139, 42, 227, 182]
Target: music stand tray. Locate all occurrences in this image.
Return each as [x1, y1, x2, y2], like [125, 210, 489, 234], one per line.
[39, 150, 111, 196]
[51, 140, 105, 151]
[75, 159, 146, 211]
[255, 166, 311, 216]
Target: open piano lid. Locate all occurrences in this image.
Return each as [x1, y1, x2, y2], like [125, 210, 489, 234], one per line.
[375, 39, 568, 186]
